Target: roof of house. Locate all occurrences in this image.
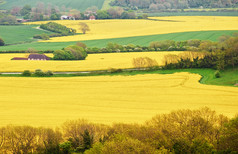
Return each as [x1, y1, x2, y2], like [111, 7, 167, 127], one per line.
[28, 54, 50, 60]
[89, 15, 96, 19]
[12, 57, 28, 60]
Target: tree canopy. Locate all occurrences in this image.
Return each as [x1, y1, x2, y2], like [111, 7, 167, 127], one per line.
[53, 45, 87, 60]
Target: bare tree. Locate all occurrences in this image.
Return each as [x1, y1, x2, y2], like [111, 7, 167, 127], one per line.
[79, 22, 90, 34]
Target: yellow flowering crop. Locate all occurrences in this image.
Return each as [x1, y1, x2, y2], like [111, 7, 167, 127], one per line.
[0, 52, 182, 72]
[26, 16, 238, 42]
[0, 73, 237, 127]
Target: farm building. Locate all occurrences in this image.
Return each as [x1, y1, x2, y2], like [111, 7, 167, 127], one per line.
[89, 15, 96, 20]
[28, 54, 51, 60]
[12, 54, 51, 60]
[61, 15, 75, 20]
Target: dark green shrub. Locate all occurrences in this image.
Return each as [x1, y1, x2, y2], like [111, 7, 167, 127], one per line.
[22, 70, 31, 76]
[0, 38, 4, 46]
[33, 69, 54, 77]
[49, 33, 62, 37]
[215, 70, 221, 78]
[45, 70, 54, 76]
[34, 69, 45, 77]
[108, 68, 123, 73]
[59, 141, 73, 153]
[33, 34, 50, 40]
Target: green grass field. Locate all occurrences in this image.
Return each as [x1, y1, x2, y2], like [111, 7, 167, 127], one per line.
[0, 25, 52, 45]
[147, 11, 238, 16]
[0, 30, 237, 51]
[0, 0, 105, 11]
[101, 0, 114, 10]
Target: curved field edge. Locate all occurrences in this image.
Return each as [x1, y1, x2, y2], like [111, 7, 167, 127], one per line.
[0, 72, 237, 126]
[119, 68, 238, 87]
[0, 30, 237, 51]
[1, 68, 237, 87]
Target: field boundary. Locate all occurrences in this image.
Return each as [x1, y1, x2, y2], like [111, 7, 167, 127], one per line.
[1, 30, 238, 51]
[1, 68, 237, 87]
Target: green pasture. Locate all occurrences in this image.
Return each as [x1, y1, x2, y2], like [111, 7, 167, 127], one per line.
[101, 0, 114, 10]
[0, 30, 237, 51]
[147, 11, 238, 16]
[0, 0, 105, 11]
[0, 25, 52, 45]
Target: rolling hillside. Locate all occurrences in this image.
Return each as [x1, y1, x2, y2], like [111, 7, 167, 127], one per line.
[0, 25, 52, 45]
[0, 0, 106, 11]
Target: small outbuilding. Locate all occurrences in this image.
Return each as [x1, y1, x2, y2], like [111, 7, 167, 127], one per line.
[61, 15, 75, 20]
[89, 15, 96, 20]
[28, 54, 51, 60]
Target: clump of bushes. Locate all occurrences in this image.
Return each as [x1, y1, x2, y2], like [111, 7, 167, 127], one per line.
[34, 69, 54, 77]
[22, 69, 54, 77]
[0, 38, 4, 46]
[53, 45, 88, 60]
[40, 22, 76, 36]
[132, 57, 158, 69]
[22, 70, 31, 76]
[215, 70, 221, 78]
[108, 68, 123, 73]
[33, 33, 50, 40]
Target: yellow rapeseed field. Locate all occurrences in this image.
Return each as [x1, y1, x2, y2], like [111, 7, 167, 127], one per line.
[0, 73, 237, 127]
[26, 16, 238, 42]
[0, 52, 182, 72]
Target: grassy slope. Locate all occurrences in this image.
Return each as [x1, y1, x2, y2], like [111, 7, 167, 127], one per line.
[101, 0, 114, 10]
[0, 0, 105, 11]
[0, 25, 52, 45]
[0, 30, 237, 51]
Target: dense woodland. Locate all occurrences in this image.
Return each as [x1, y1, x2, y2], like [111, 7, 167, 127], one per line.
[111, 0, 238, 10]
[0, 107, 237, 153]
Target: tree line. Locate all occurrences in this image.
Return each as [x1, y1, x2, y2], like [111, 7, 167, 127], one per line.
[162, 34, 238, 70]
[110, 0, 238, 11]
[0, 107, 237, 153]
[7, 3, 146, 22]
[0, 13, 18, 25]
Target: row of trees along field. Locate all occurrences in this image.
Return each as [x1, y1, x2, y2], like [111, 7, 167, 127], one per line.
[0, 107, 237, 153]
[4, 3, 145, 23]
[162, 34, 238, 70]
[83, 33, 237, 52]
[39, 22, 76, 35]
[111, 0, 238, 10]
